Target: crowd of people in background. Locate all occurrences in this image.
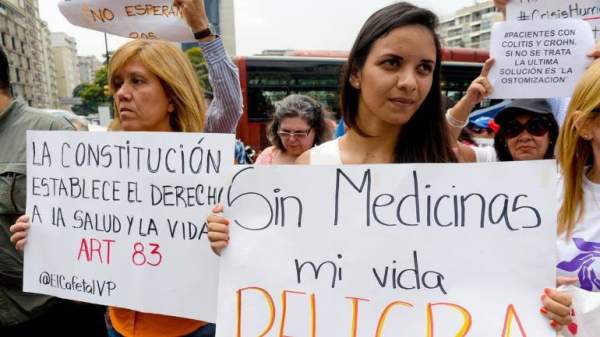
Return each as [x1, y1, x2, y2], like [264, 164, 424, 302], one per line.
[2, 0, 600, 336]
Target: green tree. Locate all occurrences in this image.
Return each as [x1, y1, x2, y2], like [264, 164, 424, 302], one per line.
[71, 84, 95, 115]
[72, 65, 111, 116]
[185, 47, 213, 94]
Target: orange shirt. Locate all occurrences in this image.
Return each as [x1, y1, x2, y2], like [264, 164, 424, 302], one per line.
[109, 307, 205, 337]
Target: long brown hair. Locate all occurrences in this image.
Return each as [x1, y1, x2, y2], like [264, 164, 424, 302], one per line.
[340, 2, 456, 163]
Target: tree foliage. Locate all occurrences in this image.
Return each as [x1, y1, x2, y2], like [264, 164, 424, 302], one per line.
[72, 48, 212, 116]
[185, 47, 213, 94]
[72, 66, 111, 116]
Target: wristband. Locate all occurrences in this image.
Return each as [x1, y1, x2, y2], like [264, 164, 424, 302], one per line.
[446, 109, 469, 128]
[194, 28, 212, 40]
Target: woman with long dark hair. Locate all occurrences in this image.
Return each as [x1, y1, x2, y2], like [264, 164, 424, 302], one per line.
[297, 2, 456, 165]
[207, 1, 563, 332]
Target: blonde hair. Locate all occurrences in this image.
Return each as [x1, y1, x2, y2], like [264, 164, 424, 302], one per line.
[556, 61, 600, 237]
[108, 39, 206, 132]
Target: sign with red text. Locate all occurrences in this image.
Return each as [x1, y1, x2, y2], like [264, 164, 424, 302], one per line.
[24, 131, 234, 322]
[216, 162, 558, 337]
[507, 0, 600, 41]
[488, 19, 594, 98]
[58, 0, 195, 41]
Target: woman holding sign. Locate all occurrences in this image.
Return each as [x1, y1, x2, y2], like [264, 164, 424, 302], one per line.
[207, 2, 576, 333]
[102, 37, 212, 337]
[208, 2, 459, 252]
[295, 2, 456, 165]
[11, 0, 239, 336]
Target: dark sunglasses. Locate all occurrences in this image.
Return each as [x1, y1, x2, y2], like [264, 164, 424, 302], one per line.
[504, 117, 552, 139]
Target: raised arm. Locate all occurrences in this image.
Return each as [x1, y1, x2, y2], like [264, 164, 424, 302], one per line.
[446, 58, 494, 141]
[174, 0, 243, 133]
[446, 59, 494, 162]
[200, 39, 243, 133]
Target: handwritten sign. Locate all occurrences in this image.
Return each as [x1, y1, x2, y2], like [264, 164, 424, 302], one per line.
[58, 0, 195, 41]
[23, 131, 234, 322]
[216, 162, 558, 336]
[507, 0, 600, 41]
[488, 19, 594, 98]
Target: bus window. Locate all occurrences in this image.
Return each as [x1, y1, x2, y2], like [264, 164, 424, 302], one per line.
[246, 58, 344, 122]
[236, 49, 490, 151]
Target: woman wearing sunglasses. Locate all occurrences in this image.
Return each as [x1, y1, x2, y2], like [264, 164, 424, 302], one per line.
[254, 94, 332, 165]
[453, 99, 558, 163]
[493, 99, 559, 161]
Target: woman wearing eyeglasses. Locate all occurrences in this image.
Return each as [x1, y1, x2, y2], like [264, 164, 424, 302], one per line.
[493, 99, 559, 161]
[254, 94, 332, 165]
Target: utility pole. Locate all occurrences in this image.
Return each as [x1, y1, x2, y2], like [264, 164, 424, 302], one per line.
[104, 32, 109, 66]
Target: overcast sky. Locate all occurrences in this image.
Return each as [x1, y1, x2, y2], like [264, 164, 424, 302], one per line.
[39, 0, 486, 60]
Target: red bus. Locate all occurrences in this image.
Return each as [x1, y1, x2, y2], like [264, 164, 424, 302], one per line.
[234, 48, 490, 151]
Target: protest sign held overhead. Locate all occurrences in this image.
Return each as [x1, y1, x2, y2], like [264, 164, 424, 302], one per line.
[23, 131, 234, 322]
[507, 0, 600, 41]
[488, 19, 594, 99]
[216, 162, 558, 337]
[58, 0, 196, 41]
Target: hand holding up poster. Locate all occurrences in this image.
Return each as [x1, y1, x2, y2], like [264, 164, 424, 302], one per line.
[216, 162, 558, 337]
[507, 0, 600, 41]
[58, 0, 202, 42]
[23, 131, 234, 322]
[488, 18, 595, 98]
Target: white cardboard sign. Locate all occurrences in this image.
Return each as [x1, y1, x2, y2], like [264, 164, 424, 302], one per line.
[216, 162, 558, 337]
[488, 19, 594, 98]
[58, 0, 195, 41]
[24, 131, 234, 322]
[507, 0, 600, 41]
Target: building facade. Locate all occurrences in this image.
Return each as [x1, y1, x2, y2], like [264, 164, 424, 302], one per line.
[78, 55, 101, 84]
[51, 32, 80, 108]
[0, 0, 56, 108]
[439, 1, 503, 49]
[40, 21, 59, 108]
[218, 0, 236, 56]
[182, 0, 236, 55]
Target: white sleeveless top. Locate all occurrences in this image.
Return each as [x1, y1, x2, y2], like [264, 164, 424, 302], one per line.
[309, 138, 342, 165]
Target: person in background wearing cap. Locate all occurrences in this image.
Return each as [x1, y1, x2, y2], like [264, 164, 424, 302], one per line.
[445, 57, 559, 162]
[492, 99, 559, 161]
[468, 116, 497, 138]
[465, 116, 500, 148]
[454, 99, 558, 163]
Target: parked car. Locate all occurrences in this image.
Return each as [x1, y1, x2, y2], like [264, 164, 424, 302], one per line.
[39, 109, 89, 131]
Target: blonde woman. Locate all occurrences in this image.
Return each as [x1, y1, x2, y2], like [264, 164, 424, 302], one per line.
[550, 61, 600, 336]
[10, 0, 242, 336]
[103, 38, 209, 337]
